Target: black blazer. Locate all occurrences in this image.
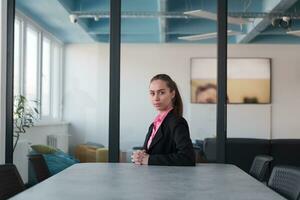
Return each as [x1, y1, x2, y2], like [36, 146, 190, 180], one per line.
[143, 110, 195, 166]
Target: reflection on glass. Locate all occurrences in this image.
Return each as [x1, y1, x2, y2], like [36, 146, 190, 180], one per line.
[191, 58, 271, 104]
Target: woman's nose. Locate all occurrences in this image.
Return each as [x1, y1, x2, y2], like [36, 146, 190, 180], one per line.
[154, 94, 159, 100]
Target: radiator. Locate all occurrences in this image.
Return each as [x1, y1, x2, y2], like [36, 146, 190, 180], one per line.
[47, 135, 58, 148]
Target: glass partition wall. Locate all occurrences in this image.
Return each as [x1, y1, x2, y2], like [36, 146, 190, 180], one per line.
[11, 0, 110, 183]
[227, 0, 300, 180]
[119, 0, 218, 164]
[6, 0, 233, 180]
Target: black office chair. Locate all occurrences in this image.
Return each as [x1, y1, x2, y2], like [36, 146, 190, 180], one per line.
[0, 164, 25, 200]
[268, 166, 300, 200]
[249, 155, 273, 182]
[28, 154, 51, 183]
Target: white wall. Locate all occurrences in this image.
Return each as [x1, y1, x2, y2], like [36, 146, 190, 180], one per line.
[0, 0, 7, 164]
[64, 44, 300, 151]
[63, 45, 110, 152]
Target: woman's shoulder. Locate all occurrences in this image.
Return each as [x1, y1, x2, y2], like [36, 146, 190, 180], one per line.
[165, 111, 188, 127]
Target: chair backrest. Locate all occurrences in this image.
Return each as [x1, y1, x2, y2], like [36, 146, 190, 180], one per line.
[0, 164, 25, 199]
[203, 138, 217, 162]
[28, 154, 51, 183]
[249, 155, 273, 182]
[268, 166, 300, 200]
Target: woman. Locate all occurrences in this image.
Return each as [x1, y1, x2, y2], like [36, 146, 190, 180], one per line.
[131, 74, 195, 166]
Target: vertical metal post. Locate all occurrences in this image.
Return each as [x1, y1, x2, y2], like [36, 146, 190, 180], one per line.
[5, 0, 15, 163]
[108, 0, 121, 162]
[216, 0, 227, 163]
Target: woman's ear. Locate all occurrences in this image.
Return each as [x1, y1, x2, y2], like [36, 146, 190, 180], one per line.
[171, 90, 175, 99]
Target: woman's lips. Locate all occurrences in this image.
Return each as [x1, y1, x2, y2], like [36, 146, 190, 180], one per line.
[154, 103, 161, 107]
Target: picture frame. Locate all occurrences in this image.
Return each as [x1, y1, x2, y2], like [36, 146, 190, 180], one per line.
[191, 58, 271, 104]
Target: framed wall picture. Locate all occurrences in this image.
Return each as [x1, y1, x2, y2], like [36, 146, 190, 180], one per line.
[191, 58, 271, 104]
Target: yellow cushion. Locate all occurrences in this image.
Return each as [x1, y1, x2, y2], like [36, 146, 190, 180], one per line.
[74, 144, 98, 162]
[75, 145, 127, 163]
[31, 144, 58, 154]
[96, 148, 108, 162]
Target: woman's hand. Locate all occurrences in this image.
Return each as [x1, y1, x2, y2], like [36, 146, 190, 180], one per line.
[131, 150, 149, 165]
[140, 154, 149, 165]
[131, 150, 144, 164]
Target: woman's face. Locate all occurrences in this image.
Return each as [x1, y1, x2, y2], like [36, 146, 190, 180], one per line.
[149, 80, 175, 112]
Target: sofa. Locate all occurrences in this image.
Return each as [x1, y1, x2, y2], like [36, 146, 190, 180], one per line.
[74, 143, 128, 163]
[203, 138, 300, 173]
[269, 139, 300, 168]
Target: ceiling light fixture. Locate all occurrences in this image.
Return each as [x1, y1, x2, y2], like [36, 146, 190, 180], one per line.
[287, 30, 300, 37]
[178, 30, 241, 41]
[184, 9, 250, 25]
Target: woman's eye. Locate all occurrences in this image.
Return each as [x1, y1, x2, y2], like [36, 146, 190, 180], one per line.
[159, 91, 165, 95]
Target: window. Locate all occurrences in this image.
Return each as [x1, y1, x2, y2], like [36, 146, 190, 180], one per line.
[42, 37, 51, 117]
[52, 44, 61, 119]
[14, 12, 63, 121]
[25, 26, 38, 102]
[14, 18, 21, 96]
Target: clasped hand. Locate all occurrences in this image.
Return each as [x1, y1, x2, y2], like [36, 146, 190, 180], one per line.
[131, 150, 149, 165]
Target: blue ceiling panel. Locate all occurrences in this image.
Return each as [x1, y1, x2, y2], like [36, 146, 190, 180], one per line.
[121, 19, 159, 34]
[168, 0, 264, 13]
[72, 0, 110, 12]
[287, 0, 300, 11]
[261, 0, 282, 11]
[167, 19, 241, 34]
[57, 0, 77, 12]
[121, 0, 158, 11]
[15, 0, 300, 44]
[60, 0, 158, 12]
[167, 0, 215, 12]
[228, 0, 263, 12]
[120, 34, 160, 43]
[252, 34, 300, 43]
[16, 0, 93, 43]
[88, 19, 110, 34]
[94, 34, 110, 42]
[168, 19, 217, 34]
[93, 34, 160, 43]
[87, 18, 159, 35]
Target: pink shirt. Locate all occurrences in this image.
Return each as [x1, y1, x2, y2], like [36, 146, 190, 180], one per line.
[147, 108, 173, 149]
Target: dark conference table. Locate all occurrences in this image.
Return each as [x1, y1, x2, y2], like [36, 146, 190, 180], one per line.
[11, 163, 286, 200]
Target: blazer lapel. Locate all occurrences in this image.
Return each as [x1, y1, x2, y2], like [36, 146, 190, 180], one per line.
[148, 124, 164, 150]
[143, 124, 154, 149]
[146, 110, 173, 151]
